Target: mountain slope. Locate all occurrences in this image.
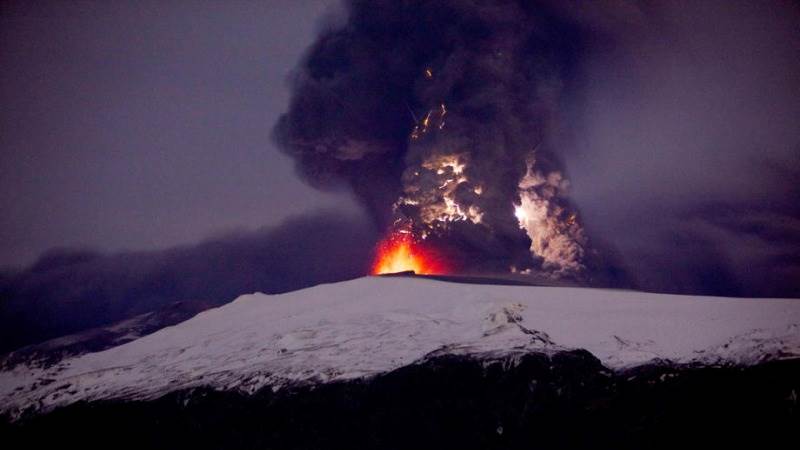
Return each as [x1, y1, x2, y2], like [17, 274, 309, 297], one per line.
[2, 276, 799, 421]
[0, 300, 216, 371]
[4, 353, 799, 450]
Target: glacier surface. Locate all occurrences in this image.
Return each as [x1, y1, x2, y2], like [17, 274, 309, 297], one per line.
[2, 276, 799, 419]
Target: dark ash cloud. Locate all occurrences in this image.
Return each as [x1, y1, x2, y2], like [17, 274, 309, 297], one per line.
[0, 212, 378, 354]
[553, 0, 800, 297]
[276, 0, 800, 297]
[273, 0, 612, 280]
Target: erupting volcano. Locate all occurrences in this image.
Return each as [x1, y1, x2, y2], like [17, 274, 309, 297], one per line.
[275, 0, 611, 283]
[372, 232, 447, 275]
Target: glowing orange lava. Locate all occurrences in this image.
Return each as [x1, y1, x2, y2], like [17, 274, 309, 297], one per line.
[371, 232, 446, 275]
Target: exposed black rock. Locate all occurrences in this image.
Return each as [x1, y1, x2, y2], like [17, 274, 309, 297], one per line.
[3, 350, 798, 450]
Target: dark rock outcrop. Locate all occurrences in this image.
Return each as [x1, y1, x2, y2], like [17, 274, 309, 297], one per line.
[3, 350, 798, 449]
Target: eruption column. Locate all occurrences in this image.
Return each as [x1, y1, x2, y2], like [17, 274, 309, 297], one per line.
[275, 0, 597, 279]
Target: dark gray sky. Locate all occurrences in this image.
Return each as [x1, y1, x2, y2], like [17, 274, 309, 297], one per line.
[558, 1, 800, 296]
[0, 0, 354, 267]
[1, 0, 798, 297]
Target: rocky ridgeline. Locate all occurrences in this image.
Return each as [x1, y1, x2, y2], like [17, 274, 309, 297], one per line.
[3, 349, 798, 450]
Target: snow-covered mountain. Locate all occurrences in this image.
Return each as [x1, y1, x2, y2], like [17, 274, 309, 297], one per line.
[2, 275, 798, 422]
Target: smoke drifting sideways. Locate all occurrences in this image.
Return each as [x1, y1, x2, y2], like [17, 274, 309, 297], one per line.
[0, 212, 378, 354]
[274, 0, 621, 284]
[553, 0, 800, 298]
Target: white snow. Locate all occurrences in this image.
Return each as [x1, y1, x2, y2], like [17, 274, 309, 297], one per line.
[2, 276, 799, 419]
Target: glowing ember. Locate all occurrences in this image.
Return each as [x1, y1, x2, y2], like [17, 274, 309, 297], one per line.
[372, 232, 446, 275]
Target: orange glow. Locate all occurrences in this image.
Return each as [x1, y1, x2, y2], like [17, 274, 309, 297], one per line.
[372, 232, 446, 275]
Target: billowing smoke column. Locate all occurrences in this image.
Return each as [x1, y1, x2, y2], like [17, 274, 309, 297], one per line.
[274, 0, 592, 278]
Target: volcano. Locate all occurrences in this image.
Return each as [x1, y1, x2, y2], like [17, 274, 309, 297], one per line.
[2, 276, 799, 449]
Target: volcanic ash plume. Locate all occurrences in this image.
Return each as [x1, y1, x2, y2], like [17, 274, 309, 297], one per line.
[274, 0, 592, 279]
[515, 159, 587, 276]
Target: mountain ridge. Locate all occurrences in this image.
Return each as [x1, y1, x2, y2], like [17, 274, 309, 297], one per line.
[2, 276, 799, 421]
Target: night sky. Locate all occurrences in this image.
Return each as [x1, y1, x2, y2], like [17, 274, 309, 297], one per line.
[0, 0, 354, 267]
[1, 0, 799, 352]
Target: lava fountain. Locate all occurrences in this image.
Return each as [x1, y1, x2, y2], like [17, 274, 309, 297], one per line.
[371, 231, 447, 275]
